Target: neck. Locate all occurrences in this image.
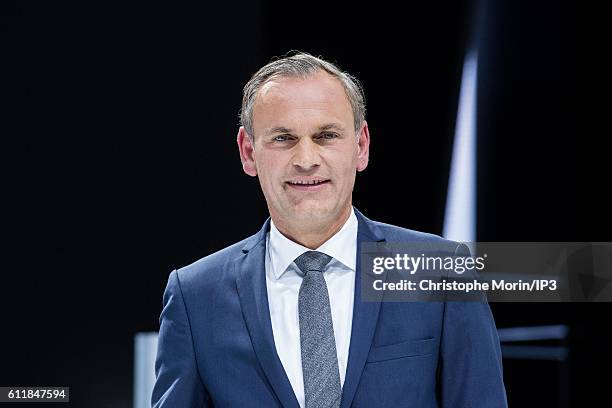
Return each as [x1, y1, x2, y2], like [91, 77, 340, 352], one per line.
[273, 205, 352, 249]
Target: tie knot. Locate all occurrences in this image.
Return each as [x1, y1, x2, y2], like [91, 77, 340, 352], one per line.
[294, 251, 332, 276]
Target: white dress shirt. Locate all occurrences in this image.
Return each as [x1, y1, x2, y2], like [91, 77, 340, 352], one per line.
[265, 207, 358, 408]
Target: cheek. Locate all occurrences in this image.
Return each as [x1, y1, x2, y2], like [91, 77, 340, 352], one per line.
[331, 152, 358, 178]
[255, 154, 283, 184]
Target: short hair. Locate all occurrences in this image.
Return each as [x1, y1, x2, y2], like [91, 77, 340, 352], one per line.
[240, 51, 366, 138]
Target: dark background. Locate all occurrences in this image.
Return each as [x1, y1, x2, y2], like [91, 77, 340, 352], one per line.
[9, 0, 611, 406]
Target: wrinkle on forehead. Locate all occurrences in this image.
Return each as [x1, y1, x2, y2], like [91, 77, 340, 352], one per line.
[252, 71, 354, 135]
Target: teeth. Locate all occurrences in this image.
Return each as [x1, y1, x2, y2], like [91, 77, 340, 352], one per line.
[290, 180, 325, 185]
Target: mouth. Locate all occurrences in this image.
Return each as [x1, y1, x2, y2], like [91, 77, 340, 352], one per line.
[285, 178, 331, 191]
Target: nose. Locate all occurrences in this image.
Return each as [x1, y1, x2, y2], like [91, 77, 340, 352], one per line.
[292, 138, 320, 171]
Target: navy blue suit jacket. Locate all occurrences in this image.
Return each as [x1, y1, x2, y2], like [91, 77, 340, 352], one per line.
[152, 209, 507, 407]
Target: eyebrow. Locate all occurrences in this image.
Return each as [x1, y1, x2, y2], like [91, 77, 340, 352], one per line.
[264, 123, 346, 136]
[318, 123, 346, 132]
[265, 126, 293, 135]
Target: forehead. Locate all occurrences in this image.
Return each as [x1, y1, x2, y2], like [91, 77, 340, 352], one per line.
[252, 71, 353, 132]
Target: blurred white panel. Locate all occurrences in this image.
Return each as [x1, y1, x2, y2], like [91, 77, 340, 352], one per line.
[443, 49, 478, 242]
[134, 332, 159, 408]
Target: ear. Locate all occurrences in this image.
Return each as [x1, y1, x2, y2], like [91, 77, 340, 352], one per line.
[237, 126, 257, 177]
[356, 120, 370, 172]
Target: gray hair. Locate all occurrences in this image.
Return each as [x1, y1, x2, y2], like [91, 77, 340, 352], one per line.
[240, 52, 366, 138]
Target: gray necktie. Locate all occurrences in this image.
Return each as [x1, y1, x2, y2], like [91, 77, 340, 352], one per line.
[295, 251, 342, 408]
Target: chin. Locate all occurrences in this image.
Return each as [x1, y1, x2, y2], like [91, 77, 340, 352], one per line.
[289, 201, 338, 223]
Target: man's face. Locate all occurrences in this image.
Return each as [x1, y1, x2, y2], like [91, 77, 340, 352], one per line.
[238, 70, 370, 230]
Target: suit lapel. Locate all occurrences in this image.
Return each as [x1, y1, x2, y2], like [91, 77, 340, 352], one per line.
[340, 209, 386, 408]
[235, 219, 300, 408]
[235, 209, 386, 408]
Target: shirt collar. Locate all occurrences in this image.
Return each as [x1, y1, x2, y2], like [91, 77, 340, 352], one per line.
[269, 207, 358, 280]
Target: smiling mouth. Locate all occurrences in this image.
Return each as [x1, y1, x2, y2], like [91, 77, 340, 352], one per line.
[286, 179, 331, 189]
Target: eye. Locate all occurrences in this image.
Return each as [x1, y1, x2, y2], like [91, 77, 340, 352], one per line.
[273, 134, 291, 142]
[318, 132, 338, 140]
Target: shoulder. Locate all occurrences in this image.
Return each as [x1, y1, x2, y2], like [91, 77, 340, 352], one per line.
[172, 233, 257, 294]
[366, 217, 464, 254]
[370, 219, 444, 242]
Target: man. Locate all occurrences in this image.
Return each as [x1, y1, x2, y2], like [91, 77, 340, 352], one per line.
[152, 52, 507, 407]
